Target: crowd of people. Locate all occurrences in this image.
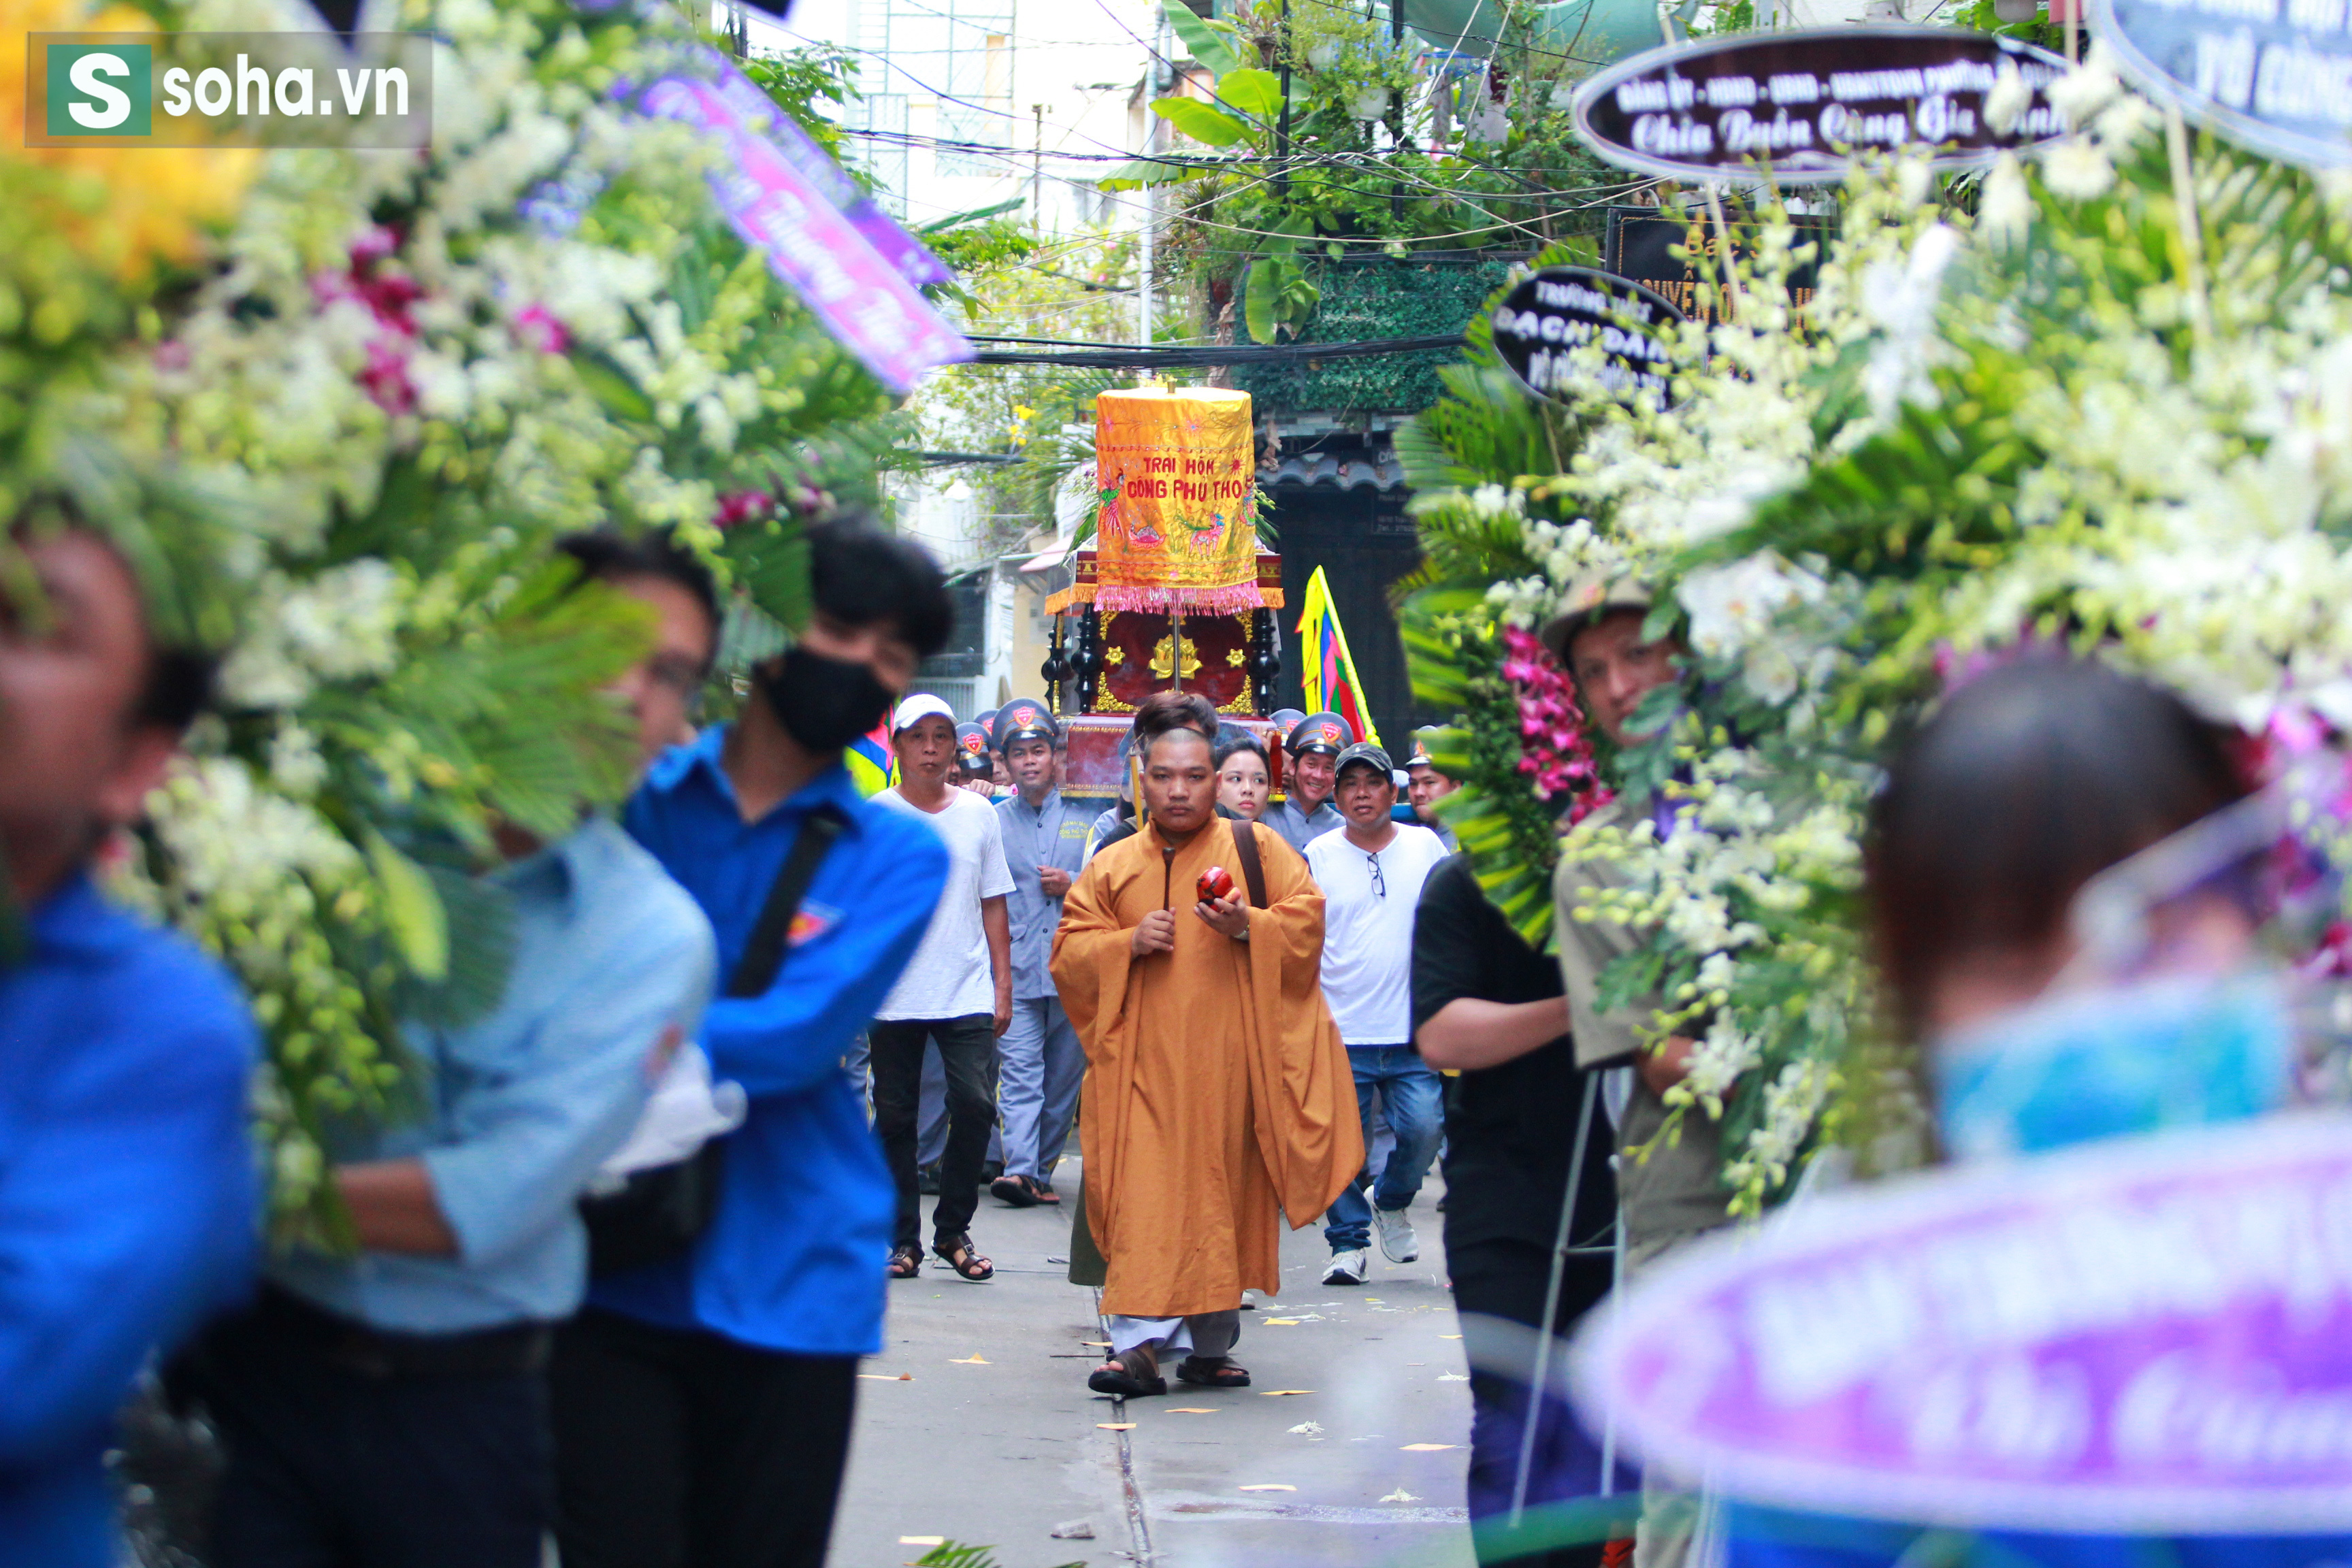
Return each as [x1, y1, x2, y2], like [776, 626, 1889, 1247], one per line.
[4, 480, 1699, 1568]
[16, 493, 2304, 1568]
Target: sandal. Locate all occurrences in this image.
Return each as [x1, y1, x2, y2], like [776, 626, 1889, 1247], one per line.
[1087, 1346, 1166, 1397]
[990, 1174, 1039, 1208]
[887, 1243, 922, 1279]
[932, 1233, 994, 1281]
[990, 1173, 1060, 1208]
[1174, 1356, 1252, 1389]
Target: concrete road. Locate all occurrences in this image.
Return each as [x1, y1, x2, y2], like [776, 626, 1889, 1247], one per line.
[830, 1158, 1479, 1568]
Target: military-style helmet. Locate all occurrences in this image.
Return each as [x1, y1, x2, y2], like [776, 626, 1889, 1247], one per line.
[953, 722, 994, 777]
[991, 698, 1060, 751]
[1286, 710, 1353, 757]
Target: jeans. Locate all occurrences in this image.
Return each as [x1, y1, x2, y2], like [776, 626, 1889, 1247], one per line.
[551, 1309, 858, 1568]
[1322, 1045, 1445, 1253]
[996, 994, 1083, 1181]
[870, 1015, 996, 1248]
[1451, 1237, 1634, 1567]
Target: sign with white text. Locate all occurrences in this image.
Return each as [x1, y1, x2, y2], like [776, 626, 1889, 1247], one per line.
[1490, 266, 1684, 406]
[2093, 0, 2352, 166]
[1572, 1116, 2352, 1531]
[1573, 27, 2070, 182]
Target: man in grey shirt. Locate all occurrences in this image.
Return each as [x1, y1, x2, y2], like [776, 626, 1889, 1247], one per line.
[989, 698, 1089, 1206]
[1264, 710, 1350, 855]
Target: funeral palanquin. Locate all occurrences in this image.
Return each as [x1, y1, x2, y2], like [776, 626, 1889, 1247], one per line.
[1043, 385, 1287, 798]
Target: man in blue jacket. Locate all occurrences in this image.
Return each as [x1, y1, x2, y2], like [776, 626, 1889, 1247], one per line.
[557, 517, 956, 1568]
[0, 508, 258, 1568]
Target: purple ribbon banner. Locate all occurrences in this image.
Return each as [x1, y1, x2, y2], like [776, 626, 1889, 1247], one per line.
[699, 63, 956, 290]
[638, 75, 970, 394]
[1571, 1115, 2352, 1533]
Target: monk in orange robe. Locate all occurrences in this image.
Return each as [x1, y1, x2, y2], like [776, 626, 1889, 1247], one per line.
[1052, 691, 1362, 1395]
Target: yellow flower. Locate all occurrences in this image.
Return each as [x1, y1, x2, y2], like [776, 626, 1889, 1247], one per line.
[0, 0, 258, 287]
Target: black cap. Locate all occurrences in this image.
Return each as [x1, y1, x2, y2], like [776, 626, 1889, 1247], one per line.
[991, 698, 1060, 751]
[953, 723, 994, 775]
[1334, 740, 1394, 781]
[1286, 711, 1354, 756]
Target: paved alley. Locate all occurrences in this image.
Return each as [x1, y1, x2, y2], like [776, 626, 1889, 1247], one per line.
[830, 1160, 1480, 1568]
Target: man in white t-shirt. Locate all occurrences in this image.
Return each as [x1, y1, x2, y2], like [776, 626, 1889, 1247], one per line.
[1303, 742, 1452, 1286]
[868, 695, 1016, 1283]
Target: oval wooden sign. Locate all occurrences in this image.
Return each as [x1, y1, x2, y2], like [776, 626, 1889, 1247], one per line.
[1572, 26, 2072, 183]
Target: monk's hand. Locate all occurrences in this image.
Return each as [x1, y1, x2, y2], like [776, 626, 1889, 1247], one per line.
[1131, 909, 1178, 956]
[1194, 896, 1249, 941]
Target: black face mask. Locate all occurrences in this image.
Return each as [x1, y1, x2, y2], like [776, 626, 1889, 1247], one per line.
[757, 645, 896, 755]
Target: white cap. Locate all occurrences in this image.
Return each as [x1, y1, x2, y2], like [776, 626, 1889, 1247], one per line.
[891, 693, 957, 733]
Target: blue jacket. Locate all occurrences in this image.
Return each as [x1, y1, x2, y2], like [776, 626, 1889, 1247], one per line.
[592, 731, 947, 1356]
[272, 819, 713, 1331]
[0, 875, 257, 1568]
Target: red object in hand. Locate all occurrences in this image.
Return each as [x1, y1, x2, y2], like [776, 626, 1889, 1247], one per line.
[1197, 866, 1235, 903]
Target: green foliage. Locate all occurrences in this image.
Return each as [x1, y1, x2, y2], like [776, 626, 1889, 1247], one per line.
[742, 42, 864, 165]
[1130, 0, 1625, 348]
[907, 1543, 1087, 1568]
[1234, 255, 1532, 414]
[1154, 96, 1253, 147]
[913, 231, 1136, 556]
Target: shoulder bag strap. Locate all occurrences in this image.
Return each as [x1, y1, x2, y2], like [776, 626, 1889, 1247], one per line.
[1230, 818, 1269, 910]
[726, 804, 849, 998]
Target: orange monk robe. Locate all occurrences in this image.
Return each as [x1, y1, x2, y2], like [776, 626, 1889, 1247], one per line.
[1051, 818, 1365, 1320]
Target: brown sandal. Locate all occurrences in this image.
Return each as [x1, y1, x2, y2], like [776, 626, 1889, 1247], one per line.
[1088, 1345, 1167, 1396]
[1174, 1355, 1252, 1388]
[932, 1233, 994, 1281]
[887, 1243, 922, 1278]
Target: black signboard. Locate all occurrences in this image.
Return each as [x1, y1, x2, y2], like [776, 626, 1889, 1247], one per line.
[1490, 266, 1685, 406]
[1604, 206, 1834, 325]
[1573, 26, 2071, 182]
[2093, 0, 2352, 166]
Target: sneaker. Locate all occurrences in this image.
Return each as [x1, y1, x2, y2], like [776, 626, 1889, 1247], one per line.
[1322, 1248, 1369, 1286]
[1373, 1206, 1419, 1264]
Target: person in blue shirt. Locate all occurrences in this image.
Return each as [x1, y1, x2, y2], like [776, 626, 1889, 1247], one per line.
[556, 517, 956, 1568]
[0, 511, 259, 1568]
[188, 532, 720, 1568]
[987, 698, 1088, 1209]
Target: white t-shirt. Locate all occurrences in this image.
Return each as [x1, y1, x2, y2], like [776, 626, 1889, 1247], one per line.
[872, 786, 1017, 1020]
[1305, 822, 1452, 1046]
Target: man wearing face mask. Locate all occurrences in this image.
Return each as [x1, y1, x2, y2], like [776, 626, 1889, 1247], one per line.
[557, 517, 955, 1568]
